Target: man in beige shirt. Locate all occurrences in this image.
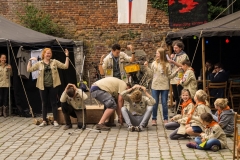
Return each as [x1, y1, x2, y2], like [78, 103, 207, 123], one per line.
[60, 84, 88, 130]
[90, 77, 127, 131]
[98, 44, 135, 81]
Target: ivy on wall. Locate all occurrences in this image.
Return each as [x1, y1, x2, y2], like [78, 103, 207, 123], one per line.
[150, 0, 168, 13]
[18, 5, 65, 37]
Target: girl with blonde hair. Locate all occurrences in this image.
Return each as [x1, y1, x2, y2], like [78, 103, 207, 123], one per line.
[165, 89, 194, 140]
[144, 47, 176, 125]
[213, 98, 234, 136]
[27, 48, 69, 127]
[183, 90, 211, 136]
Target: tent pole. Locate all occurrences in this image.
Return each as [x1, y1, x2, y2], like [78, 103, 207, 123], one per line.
[202, 37, 206, 90]
[168, 45, 173, 108]
[7, 40, 11, 116]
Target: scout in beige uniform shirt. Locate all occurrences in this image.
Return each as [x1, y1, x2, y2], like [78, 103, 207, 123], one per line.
[99, 44, 135, 82]
[120, 85, 156, 131]
[90, 77, 127, 131]
[60, 84, 88, 130]
[0, 54, 12, 117]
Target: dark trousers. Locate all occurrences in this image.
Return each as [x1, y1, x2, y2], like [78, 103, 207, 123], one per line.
[171, 84, 183, 110]
[61, 102, 85, 125]
[39, 87, 58, 121]
[0, 87, 9, 106]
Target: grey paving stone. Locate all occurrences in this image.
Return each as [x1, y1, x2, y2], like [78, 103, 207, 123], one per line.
[0, 106, 236, 160]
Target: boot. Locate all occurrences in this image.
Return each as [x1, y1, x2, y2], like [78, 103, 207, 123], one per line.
[0, 106, 3, 116]
[3, 106, 9, 118]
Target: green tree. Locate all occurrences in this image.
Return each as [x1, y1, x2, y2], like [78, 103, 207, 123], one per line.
[18, 5, 64, 37]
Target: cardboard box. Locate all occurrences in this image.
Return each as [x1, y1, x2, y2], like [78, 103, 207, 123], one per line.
[57, 107, 78, 124]
[57, 105, 115, 124]
[85, 104, 104, 124]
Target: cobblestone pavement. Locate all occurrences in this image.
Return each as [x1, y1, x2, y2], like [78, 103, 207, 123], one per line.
[0, 105, 234, 160]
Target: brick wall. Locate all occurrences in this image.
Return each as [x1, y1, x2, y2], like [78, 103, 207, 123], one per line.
[0, 0, 179, 83]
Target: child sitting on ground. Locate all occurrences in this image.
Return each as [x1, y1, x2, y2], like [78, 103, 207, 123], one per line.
[186, 112, 227, 152]
[213, 98, 234, 136]
[120, 84, 156, 132]
[184, 90, 211, 137]
[165, 89, 194, 140]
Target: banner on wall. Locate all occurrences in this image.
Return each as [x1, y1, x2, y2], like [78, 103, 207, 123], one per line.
[117, 0, 148, 24]
[168, 0, 208, 28]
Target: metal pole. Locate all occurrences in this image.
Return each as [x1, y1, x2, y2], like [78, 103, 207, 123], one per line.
[79, 55, 100, 132]
[88, 70, 92, 105]
[7, 40, 11, 116]
[168, 45, 173, 108]
[80, 55, 86, 128]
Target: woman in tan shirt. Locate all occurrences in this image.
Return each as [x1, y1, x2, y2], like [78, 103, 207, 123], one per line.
[0, 53, 12, 117]
[168, 40, 189, 113]
[27, 48, 69, 127]
[144, 48, 175, 125]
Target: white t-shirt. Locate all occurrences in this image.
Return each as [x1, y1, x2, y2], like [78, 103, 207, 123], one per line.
[30, 49, 42, 80]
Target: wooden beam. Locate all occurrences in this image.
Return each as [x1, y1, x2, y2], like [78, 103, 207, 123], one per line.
[168, 45, 173, 107]
[202, 37, 206, 90]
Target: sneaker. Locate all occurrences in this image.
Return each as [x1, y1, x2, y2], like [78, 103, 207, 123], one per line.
[186, 142, 197, 149]
[152, 120, 157, 126]
[96, 123, 110, 131]
[39, 121, 47, 127]
[184, 134, 191, 139]
[53, 121, 59, 127]
[135, 126, 144, 132]
[164, 120, 168, 124]
[211, 145, 220, 152]
[128, 126, 135, 132]
[63, 124, 72, 130]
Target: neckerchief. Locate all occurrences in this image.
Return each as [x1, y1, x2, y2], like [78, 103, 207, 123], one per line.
[217, 106, 230, 122]
[186, 101, 205, 124]
[206, 121, 218, 128]
[172, 50, 185, 61]
[180, 99, 193, 115]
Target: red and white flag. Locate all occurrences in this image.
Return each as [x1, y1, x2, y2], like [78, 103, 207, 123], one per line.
[117, 0, 148, 24]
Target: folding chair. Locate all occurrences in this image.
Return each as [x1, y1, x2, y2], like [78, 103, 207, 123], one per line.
[206, 82, 227, 110]
[233, 112, 240, 159]
[228, 81, 240, 112]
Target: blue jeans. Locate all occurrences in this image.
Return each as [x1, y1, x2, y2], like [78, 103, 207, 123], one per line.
[195, 137, 221, 150]
[121, 106, 153, 127]
[151, 89, 169, 120]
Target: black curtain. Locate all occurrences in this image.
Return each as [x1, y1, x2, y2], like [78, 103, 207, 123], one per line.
[182, 36, 240, 78]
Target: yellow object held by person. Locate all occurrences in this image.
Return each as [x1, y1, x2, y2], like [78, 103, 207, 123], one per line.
[199, 140, 207, 148]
